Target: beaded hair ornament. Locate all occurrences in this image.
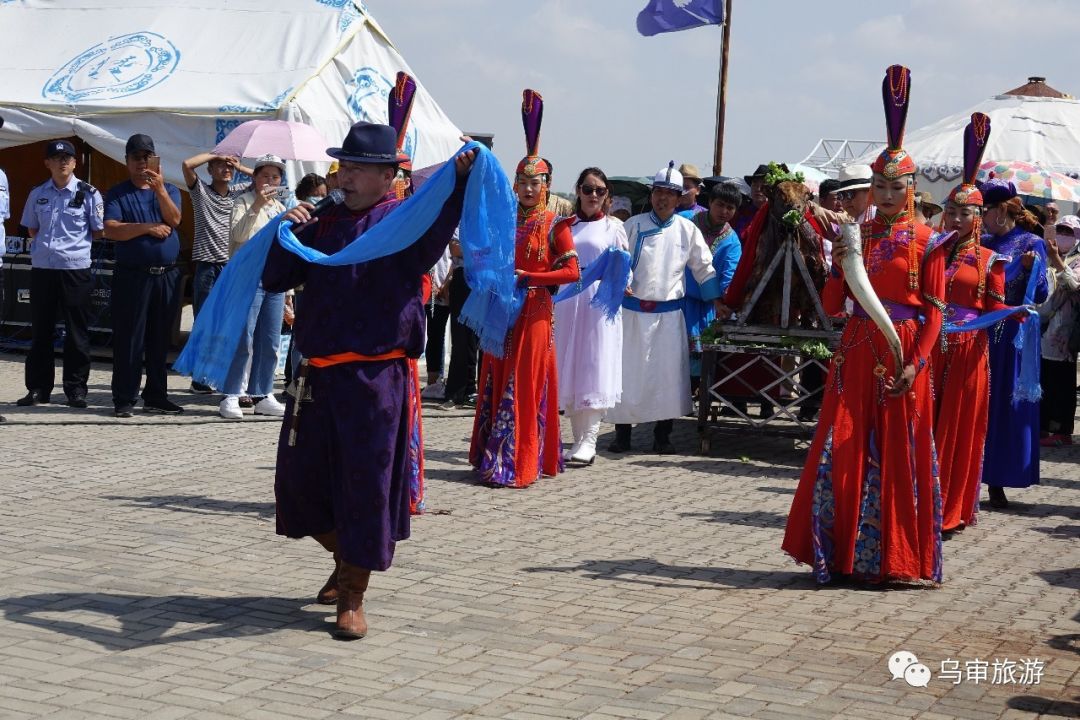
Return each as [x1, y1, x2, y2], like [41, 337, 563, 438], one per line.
[387, 71, 417, 200]
[871, 64, 919, 290]
[946, 113, 992, 297]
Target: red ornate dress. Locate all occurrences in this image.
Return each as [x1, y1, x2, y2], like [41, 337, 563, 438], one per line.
[469, 207, 579, 487]
[782, 215, 947, 583]
[406, 276, 434, 515]
[930, 240, 1007, 531]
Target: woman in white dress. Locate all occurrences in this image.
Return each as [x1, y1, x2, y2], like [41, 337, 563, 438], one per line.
[554, 167, 629, 464]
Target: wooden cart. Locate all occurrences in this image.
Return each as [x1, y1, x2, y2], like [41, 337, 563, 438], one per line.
[697, 232, 841, 452]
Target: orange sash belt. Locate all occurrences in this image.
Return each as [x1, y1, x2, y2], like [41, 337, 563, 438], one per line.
[288, 348, 408, 447]
[307, 349, 406, 368]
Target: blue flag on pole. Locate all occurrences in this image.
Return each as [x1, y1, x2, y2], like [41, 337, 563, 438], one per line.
[637, 0, 724, 36]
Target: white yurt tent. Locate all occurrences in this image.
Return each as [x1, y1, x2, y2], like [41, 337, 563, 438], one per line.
[0, 0, 463, 189]
[856, 77, 1080, 204]
[0, 0, 464, 347]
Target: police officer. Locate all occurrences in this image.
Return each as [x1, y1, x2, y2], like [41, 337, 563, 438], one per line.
[103, 133, 183, 418]
[17, 140, 104, 409]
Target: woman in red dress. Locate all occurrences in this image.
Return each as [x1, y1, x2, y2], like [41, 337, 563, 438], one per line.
[930, 113, 1010, 536]
[782, 65, 948, 584]
[469, 90, 580, 487]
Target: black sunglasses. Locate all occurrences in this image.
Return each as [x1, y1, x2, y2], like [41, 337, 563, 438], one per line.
[580, 185, 608, 197]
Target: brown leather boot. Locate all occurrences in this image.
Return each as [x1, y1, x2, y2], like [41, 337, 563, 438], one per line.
[335, 561, 371, 640]
[312, 532, 339, 605]
[316, 559, 339, 604]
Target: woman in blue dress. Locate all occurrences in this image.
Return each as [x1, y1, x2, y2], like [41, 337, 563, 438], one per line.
[979, 180, 1048, 507]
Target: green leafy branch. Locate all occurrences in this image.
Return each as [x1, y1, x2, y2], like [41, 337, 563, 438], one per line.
[699, 320, 833, 360]
[762, 161, 805, 188]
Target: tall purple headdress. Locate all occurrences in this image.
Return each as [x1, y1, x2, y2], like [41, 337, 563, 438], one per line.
[871, 65, 916, 179]
[870, 64, 919, 288]
[949, 113, 991, 207]
[517, 89, 550, 178]
[948, 112, 993, 297]
[387, 71, 417, 169]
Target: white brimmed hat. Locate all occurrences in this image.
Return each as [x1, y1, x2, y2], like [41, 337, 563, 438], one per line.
[253, 154, 286, 173]
[611, 196, 632, 214]
[1056, 214, 1080, 234]
[651, 161, 685, 193]
[837, 164, 872, 192]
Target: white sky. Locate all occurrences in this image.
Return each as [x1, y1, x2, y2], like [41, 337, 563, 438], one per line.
[367, 0, 1080, 191]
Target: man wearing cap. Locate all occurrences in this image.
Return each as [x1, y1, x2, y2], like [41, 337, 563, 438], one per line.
[913, 190, 942, 226]
[676, 163, 706, 218]
[608, 162, 722, 454]
[16, 140, 104, 409]
[103, 133, 184, 418]
[835, 164, 875, 223]
[731, 163, 770, 237]
[265, 121, 475, 639]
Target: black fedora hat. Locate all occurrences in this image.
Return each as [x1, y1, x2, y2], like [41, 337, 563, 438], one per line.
[744, 163, 773, 185]
[327, 121, 399, 164]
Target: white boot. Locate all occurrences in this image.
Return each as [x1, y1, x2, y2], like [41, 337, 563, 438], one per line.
[570, 410, 603, 465]
[564, 411, 584, 461]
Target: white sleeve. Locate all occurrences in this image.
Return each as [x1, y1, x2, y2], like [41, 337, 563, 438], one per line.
[611, 218, 632, 285]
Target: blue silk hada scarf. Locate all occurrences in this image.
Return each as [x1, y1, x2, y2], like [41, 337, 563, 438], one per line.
[460, 242, 632, 356]
[552, 246, 632, 320]
[942, 252, 1043, 403]
[174, 142, 517, 386]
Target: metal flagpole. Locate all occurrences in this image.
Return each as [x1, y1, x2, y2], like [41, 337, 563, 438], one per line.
[712, 0, 733, 175]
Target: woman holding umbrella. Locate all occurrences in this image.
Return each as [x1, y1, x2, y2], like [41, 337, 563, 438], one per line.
[219, 154, 291, 420]
[207, 119, 333, 419]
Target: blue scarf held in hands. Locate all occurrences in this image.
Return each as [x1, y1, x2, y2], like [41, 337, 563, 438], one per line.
[174, 142, 517, 386]
[943, 252, 1043, 403]
[461, 245, 633, 356]
[552, 246, 632, 321]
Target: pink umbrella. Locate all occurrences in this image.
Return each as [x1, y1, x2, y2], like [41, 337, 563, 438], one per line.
[213, 120, 332, 162]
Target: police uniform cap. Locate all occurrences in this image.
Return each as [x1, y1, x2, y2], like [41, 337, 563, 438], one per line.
[46, 140, 76, 158]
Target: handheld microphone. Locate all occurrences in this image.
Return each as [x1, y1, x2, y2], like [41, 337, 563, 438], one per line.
[286, 189, 345, 229]
[308, 189, 346, 217]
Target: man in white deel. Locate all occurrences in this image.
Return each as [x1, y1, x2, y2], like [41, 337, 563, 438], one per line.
[607, 162, 723, 454]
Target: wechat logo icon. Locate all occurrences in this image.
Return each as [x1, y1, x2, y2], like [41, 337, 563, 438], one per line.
[889, 650, 932, 688]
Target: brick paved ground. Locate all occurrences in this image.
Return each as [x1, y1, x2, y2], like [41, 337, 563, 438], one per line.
[0, 353, 1076, 719]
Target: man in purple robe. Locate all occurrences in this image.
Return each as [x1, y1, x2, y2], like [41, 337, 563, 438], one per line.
[263, 122, 475, 640]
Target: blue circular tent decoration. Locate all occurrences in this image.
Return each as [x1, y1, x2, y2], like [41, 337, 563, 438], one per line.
[42, 31, 180, 103]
